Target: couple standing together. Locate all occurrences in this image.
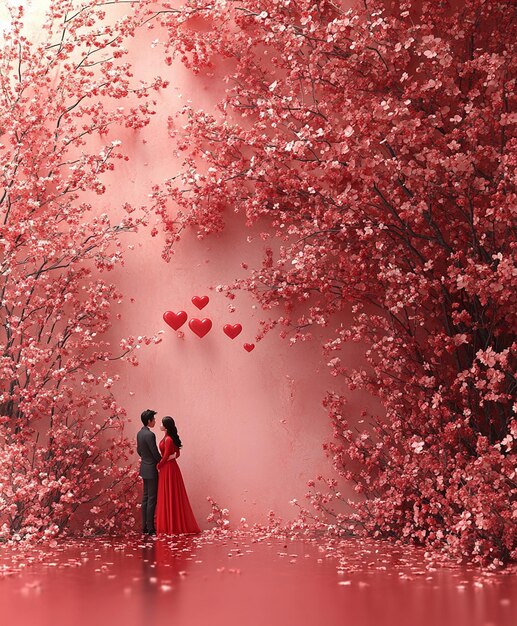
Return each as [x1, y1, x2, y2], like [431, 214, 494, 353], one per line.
[137, 409, 200, 536]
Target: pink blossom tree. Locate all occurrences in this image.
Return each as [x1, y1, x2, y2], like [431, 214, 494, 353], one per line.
[153, 0, 516, 564]
[0, 0, 165, 540]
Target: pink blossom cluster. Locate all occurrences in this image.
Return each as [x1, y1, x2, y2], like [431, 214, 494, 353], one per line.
[152, 0, 516, 565]
[0, 1, 166, 540]
[205, 495, 231, 534]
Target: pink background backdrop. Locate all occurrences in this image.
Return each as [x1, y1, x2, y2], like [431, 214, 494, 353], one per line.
[16, 0, 365, 528]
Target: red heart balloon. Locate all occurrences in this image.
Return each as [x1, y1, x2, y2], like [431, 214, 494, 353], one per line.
[163, 310, 187, 331]
[189, 318, 212, 338]
[192, 295, 209, 310]
[223, 323, 242, 339]
[243, 343, 255, 352]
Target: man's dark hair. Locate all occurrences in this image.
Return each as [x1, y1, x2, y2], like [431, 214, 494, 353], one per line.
[141, 409, 156, 426]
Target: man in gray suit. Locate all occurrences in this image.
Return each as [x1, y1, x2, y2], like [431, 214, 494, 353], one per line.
[137, 409, 161, 535]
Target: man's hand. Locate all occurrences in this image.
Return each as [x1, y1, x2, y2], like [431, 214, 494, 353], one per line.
[167, 452, 177, 461]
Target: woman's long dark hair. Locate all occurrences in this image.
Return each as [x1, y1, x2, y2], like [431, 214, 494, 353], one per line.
[162, 416, 182, 449]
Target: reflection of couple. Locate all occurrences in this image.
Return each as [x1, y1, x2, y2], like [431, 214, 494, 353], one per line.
[137, 409, 200, 536]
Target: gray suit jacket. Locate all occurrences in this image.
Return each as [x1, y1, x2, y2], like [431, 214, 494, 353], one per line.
[136, 426, 161, 479]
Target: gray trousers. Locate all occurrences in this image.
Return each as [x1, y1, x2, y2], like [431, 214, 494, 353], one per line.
[141, 476, 158, 532]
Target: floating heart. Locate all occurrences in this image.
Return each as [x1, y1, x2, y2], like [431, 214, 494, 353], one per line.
[163, 310, 187, 331]
[189, 318, 212, 338]
[192, 295, 209, 310]
[243, 343, 255, 352]
[223, 323, 242, 340]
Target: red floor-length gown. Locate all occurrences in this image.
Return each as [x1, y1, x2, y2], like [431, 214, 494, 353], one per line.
[155, 435, 200, 534]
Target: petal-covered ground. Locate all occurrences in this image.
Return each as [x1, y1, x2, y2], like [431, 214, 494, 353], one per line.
[0, 532, 515, 626]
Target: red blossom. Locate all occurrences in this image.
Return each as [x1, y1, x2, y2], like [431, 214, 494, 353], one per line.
[153, 0, 516, 565]
[0, 0, 165, 541]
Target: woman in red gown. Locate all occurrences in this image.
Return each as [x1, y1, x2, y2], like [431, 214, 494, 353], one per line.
[155, 416, 200, 535]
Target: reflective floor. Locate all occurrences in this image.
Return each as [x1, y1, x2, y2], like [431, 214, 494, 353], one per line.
[0, 534, 515, 626]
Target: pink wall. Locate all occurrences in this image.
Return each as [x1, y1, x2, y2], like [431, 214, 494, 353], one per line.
[22, 1, 367, 529]
[110, 223, 342, 527]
